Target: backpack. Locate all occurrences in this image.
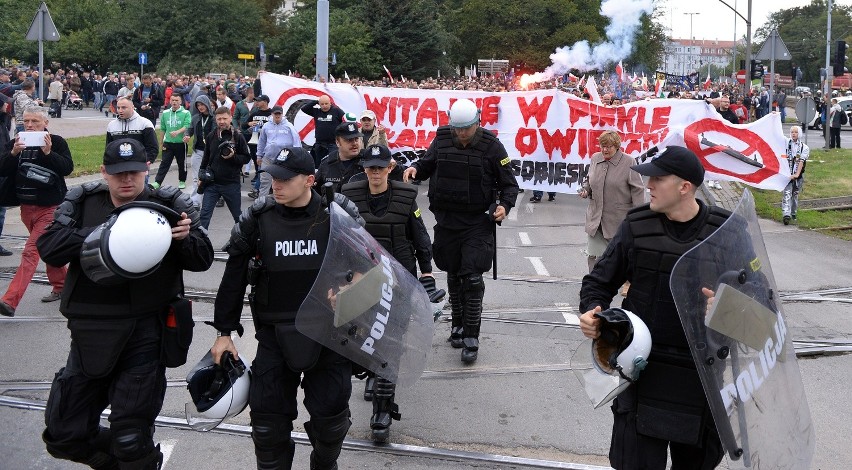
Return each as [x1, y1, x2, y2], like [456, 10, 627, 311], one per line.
[841, 110, 848, 125]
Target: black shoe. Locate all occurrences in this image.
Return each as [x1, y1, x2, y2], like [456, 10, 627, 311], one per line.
[0, 245, 12, 256]
[547, 194, 555, 201]
[792, 214, 797, 220]
[529, 196, 541, 203]
[216, 197, 225, 207]
[0, 301, 15, 317]
[449, 327, 464, 348]
[461, 337, 479, 364]
[783, 215, 790, 225]
[248, 189, 259, 199]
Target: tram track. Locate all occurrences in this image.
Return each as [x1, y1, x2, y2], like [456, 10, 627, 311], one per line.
[0, 394, 609, 470]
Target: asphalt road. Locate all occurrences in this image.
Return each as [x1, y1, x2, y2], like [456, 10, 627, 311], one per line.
[0, 107, 849, 469]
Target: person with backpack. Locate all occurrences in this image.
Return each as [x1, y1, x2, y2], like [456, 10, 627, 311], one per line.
[829, 98, 844, 149]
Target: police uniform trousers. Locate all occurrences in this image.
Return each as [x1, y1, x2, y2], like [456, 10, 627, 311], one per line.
[43, 315, 166, 466]
[608, 385, 724, 470]
[431, 216, 494, 276]
[250, 324, 352, 425]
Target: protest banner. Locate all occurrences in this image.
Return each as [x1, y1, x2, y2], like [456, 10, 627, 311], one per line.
[262, 73, 790, 192]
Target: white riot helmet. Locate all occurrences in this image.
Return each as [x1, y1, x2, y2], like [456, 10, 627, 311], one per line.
[571, 308, 651, 408]
[448, 99, 480, 128]
[79, 201, 180, 285]
[185, 350, 251, 431]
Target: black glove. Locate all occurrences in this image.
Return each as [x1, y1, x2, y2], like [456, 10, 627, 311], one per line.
[419, 276, 446, 303]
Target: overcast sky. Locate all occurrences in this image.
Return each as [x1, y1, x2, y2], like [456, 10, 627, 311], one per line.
[665, 0, 852, 42]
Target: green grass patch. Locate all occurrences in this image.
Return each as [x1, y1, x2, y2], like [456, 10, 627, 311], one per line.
[747, 148, 852, 241]
[66, 130, 168, 177]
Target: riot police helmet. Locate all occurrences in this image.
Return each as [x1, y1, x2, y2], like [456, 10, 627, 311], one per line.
[79, 201, 180, 285]
[448, 99, 480, 128]
[592, 308, 651, 383]
[185, 350, 251, 431]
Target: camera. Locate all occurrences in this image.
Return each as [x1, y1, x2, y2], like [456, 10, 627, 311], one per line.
[218, 129, 235, 157]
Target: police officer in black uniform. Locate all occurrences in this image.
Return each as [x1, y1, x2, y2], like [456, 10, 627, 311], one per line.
[403, 98, 519, 364]
[578, 146, 729, 470]
[210, 146, 364, 470]
[37, 138, 214, 469]
[341, 144, 437, 442]
[314, 121, 365, 192]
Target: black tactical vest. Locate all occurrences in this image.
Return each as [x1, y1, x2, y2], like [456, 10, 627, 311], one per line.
[252, 206, 330, 324]
[622, 203, 730, 349]
[427, 126, 496, 213]
[342, 180, 417, 275]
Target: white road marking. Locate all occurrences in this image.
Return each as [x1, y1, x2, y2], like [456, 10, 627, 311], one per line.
[525, 203, 535, 214]
[160, 439, 177, 467]
[525, 257, 550, 276]
[555, 302, 580, 325]
[518, 232, 532, 245]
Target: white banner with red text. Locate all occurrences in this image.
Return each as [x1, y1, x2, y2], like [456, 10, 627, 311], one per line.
[261, 73, 791, 192]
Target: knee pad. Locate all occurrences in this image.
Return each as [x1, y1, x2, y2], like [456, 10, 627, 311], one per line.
[111, 420, 153, 462]
[306, 408, 351, 444]
[461, 273, 484, 297]
[251, 412, 293, 450]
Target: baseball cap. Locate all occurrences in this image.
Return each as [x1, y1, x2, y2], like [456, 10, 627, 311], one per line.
[264, 147, 315, 180]
[256, 94, 270, 103]
[361, 145, 392, 168]
[271, 105, 283, 114]
[631, 146, 705, 187]
[104, 139, 149, 175]
[0, 69, 9, 76]
[360, 110, 376, 121]
[335, 122, 362, 139]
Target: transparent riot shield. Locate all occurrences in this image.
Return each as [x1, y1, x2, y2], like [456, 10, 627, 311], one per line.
[670, 189, 814, 469]
[296, 202, 435, 387]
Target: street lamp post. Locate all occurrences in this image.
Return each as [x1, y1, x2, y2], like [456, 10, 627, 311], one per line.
[685, 12, 701, 73]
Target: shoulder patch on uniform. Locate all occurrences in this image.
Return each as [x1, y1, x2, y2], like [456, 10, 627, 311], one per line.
[413, 208, 421, 218]
[499, 156, 510, 166]
[749, 257, 761, 272]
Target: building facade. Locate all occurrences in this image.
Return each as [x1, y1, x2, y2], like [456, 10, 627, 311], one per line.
[664, 38, 740, 76]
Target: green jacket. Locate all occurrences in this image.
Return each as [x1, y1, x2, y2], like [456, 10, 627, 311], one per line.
[160, 106, 192, 144]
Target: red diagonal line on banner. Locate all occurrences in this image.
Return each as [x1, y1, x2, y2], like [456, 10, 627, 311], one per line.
[683, 118, 780, 184]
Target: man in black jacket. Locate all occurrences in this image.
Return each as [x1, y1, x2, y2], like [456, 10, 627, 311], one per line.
[198, 106, 251, 229]
[301, 95, 346, 167]
[37, 138, 213, 469]
[132, 74, 164, 127]
[0, 107, 73, 316]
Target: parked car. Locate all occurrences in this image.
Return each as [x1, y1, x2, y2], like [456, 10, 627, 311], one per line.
[836, 97, 852, 130]
[795, 86, 811, 97]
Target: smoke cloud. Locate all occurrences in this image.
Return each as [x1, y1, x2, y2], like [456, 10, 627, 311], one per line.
[526, 0, 654, 83]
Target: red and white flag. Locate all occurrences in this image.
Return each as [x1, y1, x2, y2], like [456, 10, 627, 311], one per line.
[382, 65, 394, 83]
[578, 74, 586, 87]
[568, 72, 579, 82]
[703, 75, 712, 90]
[615, 60, 624, 82]
[585, 75, 602, 104]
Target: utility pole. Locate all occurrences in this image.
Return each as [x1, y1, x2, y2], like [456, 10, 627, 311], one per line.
[316, 0, 329, 82]
[825, 0, 833, 150]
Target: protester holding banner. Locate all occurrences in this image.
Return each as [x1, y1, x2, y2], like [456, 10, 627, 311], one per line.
[579, 146, 729, 470]
[782, 126, 809, 225]
[403, 98, 519, 364]
[210, 147, 363, 469]
[579, 130, 645, 274]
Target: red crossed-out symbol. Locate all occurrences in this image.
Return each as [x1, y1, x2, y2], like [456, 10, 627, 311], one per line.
[683, 118, 781, 184]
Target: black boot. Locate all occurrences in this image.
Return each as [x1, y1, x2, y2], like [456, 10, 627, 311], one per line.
[117, 444, 162, 470]
[305, 408, 351, 470]
[446, 273, 464, 348]
[369, 378, 400, 443]
[43, 428, 119, 470]
[461, 274, 484, 364]
[251, 412, 295, 470]
[363, 375, 375, 401]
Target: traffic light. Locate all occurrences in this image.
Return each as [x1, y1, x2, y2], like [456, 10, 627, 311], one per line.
[834, 40, 847, 76]
[750, 60, 764, 80]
